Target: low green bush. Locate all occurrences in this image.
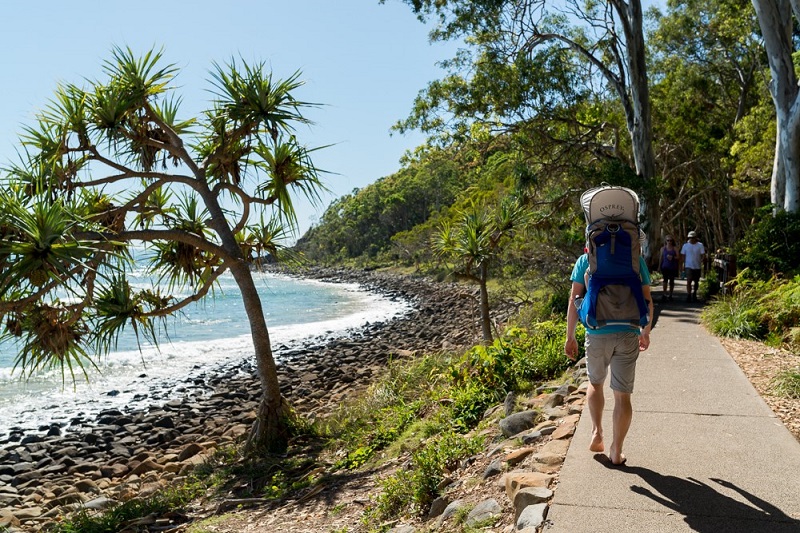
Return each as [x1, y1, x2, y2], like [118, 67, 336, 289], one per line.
[734, 208, 800, 280]
[50, 484, 202, 533]
[451, 320, 578, 396]
[699, 268, 719, 300]
[701, 290, 764, 339]
[773, 369, 800, 399]
[702, 276, 800, 346]
[365, 430, 485, 525]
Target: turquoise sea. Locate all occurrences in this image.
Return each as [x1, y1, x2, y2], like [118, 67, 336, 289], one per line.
[0, 269, 408, 440]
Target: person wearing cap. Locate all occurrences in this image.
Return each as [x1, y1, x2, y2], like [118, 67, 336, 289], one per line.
[680, 231, 706, 302]
[658, 235, 680, 301]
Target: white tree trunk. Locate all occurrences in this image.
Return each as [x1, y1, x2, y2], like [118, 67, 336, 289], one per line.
[610, 0, 659, 261]
[752, 0, 800, 212]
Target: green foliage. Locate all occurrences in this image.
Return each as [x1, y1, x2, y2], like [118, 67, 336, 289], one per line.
[447, 322, 576, 430]
[734, 208, 800, 279]
[701, 290, 764, 339]
[365, 430, 484, 523]
[50, 483, 202, 533]
[294, 144, 471, 263]
[323, 353, 450, 470]
[773, 369, 800, 399]
[333, 401, 422, 470]
[453, 323, 577, 389]
[449, 380, 502, 432]
[755, 277, 800, 341]
[702, 276, 800, 346]
[699, 268, 719, 300]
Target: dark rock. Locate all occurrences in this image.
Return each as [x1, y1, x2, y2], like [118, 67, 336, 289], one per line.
[20, 434, 43, 445]
[482, 459, 504, 480]
[428, 495, 449, 519]
[499, 411, 539, 438]
[466, 498, 502, 527]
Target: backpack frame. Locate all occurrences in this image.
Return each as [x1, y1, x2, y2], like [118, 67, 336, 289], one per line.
[576, 185, 650, 330]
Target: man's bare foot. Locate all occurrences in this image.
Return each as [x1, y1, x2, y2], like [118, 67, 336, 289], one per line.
[609, 450, 626, 466]
[589, 431, 604, 452]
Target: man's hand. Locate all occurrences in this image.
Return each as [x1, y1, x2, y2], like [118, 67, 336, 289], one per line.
[564, 337, 579, 360]
[639, 330, 650, 351]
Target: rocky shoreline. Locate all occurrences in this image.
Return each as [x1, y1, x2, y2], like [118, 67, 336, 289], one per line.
[0, 268, 513, 531]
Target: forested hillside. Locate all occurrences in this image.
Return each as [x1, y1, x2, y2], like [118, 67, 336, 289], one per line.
[295, 0, 774, 291]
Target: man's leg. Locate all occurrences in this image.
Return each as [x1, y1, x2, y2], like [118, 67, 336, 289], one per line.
[608, 333, 639, 465]
[609, 390, 632, 464]
[585, 334, 613, 453]
[587, 381, 605, 452]
[687, 269, 697, 301]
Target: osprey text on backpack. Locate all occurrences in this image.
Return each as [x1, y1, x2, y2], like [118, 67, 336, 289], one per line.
[576, 185, 650, 330]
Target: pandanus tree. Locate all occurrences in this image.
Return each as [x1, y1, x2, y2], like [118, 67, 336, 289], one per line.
[434, 197, 526, 342]
[0, 47, 326, 453]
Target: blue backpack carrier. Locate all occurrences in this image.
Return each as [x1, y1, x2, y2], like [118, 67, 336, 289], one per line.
[577, 185, 650, 330]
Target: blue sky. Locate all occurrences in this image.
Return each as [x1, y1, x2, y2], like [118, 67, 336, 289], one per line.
[0, 0, 457, 237]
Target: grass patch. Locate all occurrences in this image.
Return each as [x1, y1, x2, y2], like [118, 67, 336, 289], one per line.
[773, 369, 800, 399]
[363, 430, 485, 525]
[701, 291, 763, 339]
[702, 276, 800, 347]
[50, 483, 204, 533]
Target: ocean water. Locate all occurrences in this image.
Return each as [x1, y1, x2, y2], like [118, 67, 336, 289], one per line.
[0, 270, 409, 440]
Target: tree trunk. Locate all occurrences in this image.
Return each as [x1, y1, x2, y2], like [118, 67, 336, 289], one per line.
[479, 263, 493, 343]
[752, 0, 800, 213]
[612, 0, 660, 261]
[199, 180, 293, 454]
[229, 260, 293, 453]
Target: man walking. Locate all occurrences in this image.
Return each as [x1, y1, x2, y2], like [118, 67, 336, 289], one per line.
[564, 247, 653, 466]
[564, 184, 653, 466]
[680, 231, 706, 302]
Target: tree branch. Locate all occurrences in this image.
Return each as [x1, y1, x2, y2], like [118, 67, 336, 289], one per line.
[72, 228, 233, 263]
[142, 101, 203, 177]
[142, 261, 231, 317]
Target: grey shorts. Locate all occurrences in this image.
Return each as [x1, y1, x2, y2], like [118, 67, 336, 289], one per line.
[585, 332, 640, 393]
[686, 268, 702, 283]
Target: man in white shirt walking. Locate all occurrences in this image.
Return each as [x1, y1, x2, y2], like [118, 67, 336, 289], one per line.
[680, 231, 706, 302]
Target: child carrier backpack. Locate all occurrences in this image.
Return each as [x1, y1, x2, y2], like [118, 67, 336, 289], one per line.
[577, 185, 650, 330]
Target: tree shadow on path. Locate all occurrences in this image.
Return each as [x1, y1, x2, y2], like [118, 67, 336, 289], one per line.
[594, 455, 800, 532]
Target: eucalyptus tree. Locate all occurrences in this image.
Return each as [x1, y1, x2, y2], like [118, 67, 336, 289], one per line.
[0, 48, 326, 453]
[434, 197, 526, 342]
[751, 0, 800, 212]
[391, 0, 659, 255]
[647, 0, 768, 245]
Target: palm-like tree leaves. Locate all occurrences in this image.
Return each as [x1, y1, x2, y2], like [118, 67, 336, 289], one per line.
[209, 60, 312, 137]
[237, 215, 290, 263]
[101, 46, 177, 104]
[0, 198, 96, 295]
[10, 303, 95, 384]
[93, 274, 168, 352]
[146, 194, 218, 289]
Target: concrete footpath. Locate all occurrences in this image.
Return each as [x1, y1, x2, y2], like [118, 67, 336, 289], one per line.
[545, 283, 800, 532]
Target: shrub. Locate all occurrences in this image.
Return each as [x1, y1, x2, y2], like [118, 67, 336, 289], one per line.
[757, 276, 800, 339]
[701, 290, 764, 339]
[699, 268, 719, 300]
[451, 320, 577, 399]
[50, 484, 202, 533]
[734, 208, 800, 280]
[449, 381, 502, 431]
[366, 431, 485, 523]
[773, 369, 800, 399]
